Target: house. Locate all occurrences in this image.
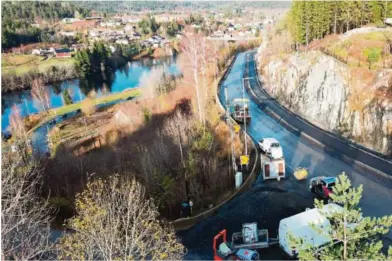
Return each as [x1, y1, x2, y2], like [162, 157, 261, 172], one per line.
[55, 48, 73, 58]
[116, 39, 129, 45]
[31, 48, 55, 56]
[71, 44, 86, 51]
[213, 30, 224, 37]
[109, 45, 116, 53]
[60, 31, 77, 37]
[62, 18, 80, 24]
[89, 30, 101, 37]
[124, 24, 135, 32]
[68, 20, 98, 30]
[132, 32, 141, 39]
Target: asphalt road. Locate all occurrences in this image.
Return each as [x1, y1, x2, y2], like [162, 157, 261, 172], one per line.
[178, 51, 392, 260]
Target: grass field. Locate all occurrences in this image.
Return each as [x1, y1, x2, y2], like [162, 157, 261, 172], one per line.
[2, 54, 75, 75]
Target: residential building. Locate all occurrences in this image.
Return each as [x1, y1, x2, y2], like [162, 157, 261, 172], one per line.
[55, 48, 73, 58]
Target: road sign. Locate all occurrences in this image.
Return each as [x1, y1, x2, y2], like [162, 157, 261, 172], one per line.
[240, 155, 249, 165]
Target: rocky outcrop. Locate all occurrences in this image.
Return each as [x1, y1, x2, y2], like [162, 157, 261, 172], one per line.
[257, 49, 392, 156]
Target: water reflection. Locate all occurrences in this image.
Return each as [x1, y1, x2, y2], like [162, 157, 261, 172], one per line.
[1, 55, 180, 132]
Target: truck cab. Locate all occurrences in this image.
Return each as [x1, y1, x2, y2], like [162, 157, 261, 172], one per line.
[258, 138, 283, 160]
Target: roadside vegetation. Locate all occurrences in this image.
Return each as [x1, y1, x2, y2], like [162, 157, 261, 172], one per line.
[42, 34, 259, 224]
[3, 29, 259, 258]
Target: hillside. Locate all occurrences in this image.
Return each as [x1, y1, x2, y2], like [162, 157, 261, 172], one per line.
[257, 26, 392, 156]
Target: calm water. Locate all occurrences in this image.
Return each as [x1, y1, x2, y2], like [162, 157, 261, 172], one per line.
[1, 56, 180, 132]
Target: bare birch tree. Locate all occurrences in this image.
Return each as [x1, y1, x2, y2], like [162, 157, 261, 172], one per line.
[180, 31, 207, 124]
[140, 66, 164, 98]
[9, 104, 30, 163]
[1, 156, 54, 260]
[59, 175, 184, 260]
[31, 77, 50, 112]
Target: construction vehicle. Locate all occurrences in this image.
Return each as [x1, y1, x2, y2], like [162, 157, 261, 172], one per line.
[231, 223, 277, 250]
[279, 203, 345, 258]
[213, 229, 259, 261]
[260, 153, 285, 181]
[230, 98, 251, 123]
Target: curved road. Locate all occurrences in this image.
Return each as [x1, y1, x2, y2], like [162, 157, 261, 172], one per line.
[178, 51, 392, 260]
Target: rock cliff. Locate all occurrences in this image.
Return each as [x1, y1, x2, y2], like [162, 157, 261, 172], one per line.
[257, 49, 392, 157]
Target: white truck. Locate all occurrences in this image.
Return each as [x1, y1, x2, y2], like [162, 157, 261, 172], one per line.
[278, 203, 344, 258]
[258, 138, 283, 159]
[259, 138, 285, 180]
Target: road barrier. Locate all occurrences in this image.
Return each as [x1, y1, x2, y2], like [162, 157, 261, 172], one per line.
[170, 54, 260, 231]
[246, 51, 392, 183]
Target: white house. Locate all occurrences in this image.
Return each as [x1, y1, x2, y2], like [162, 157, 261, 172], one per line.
[60, 31, 77, 37]
[62, 18, 80, 24]
[116, 39, 129, 45]
[109, 45, 116, 53]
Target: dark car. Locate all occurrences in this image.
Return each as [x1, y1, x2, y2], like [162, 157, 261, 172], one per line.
[309, 176, 336, 200]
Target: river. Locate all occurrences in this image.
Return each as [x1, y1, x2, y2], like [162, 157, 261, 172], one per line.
[1, 56, 180, 153]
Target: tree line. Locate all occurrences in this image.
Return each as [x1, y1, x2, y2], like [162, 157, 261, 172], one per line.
[1, 1, 90, 23]
[74, 41, 142, 76]
[1, 1, 90, 49]
[287, 1, 392, 45]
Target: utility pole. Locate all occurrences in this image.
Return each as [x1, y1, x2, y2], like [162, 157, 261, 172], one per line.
[242, 77, 248, 155]
[242, 71, 255, 156]
[225, 87, 236, 174]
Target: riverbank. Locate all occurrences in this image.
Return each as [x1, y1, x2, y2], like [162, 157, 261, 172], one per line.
[1, 47, 177, 94]
[26, 88, 141, 135]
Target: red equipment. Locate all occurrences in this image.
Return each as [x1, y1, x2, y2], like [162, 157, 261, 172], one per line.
[213, 230, 228, 261]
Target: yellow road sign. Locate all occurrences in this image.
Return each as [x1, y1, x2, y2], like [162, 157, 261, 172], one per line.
[240, 155, 249, 165]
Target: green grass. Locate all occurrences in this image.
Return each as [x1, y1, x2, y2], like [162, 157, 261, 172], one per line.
[2, 54, 75, 76]
[53, 89, 141, 115]
[27, 89, 141, 134]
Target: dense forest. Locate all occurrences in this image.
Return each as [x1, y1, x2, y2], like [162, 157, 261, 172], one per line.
[73, 1, 291, 13]
[1, 2, 90, 49]
[287, 1, 392, 45]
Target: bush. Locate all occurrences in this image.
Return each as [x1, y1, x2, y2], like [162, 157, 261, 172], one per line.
[81, 98, 96, 116]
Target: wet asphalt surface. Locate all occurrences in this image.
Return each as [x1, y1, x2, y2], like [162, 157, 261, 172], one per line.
[177, 51, 392, 260]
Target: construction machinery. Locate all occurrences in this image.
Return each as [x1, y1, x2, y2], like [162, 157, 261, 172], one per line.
[213, 229, 259, 261]
[213, 223, 278, 260]
[230, 98, 251, 123]
[231, 223, 276, 250]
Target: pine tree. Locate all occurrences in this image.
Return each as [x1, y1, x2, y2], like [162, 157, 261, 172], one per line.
[295, 173, 392, 260]
[62, 89, 73, 105]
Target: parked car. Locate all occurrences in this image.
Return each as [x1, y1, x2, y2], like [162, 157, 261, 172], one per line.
[258, 138, 283, 159]
[309, 176, 336, 200]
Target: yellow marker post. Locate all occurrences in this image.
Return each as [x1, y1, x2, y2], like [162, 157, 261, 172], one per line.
[234, 124, 241, 133]
[240, 155, 249, 165]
